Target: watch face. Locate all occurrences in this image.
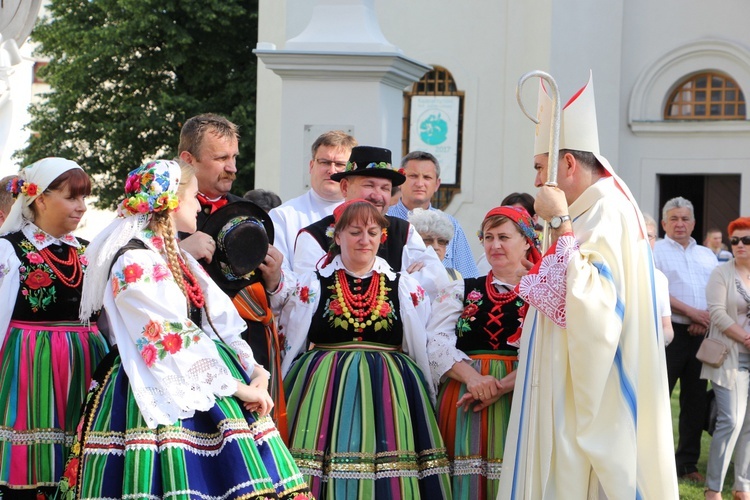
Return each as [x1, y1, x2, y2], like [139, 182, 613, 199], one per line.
[550, 216, 561, 229]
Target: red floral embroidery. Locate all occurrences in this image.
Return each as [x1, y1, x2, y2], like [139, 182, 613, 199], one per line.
[142, 320, 163, 342]
[62, 456, 79, 487]
[26, 252, 43, 264]
[161, 333, 183, 354]
[151, 236, 164, 250]
[111, 277, 120, 296]
[25, 269, 53, 289]
[152, 263, 170, 281]
[141, 344, 157, 367]
[380, 228, 388, 244]
[380, 301, 392, 317]
[299, 286, 309, 303]
[123, 263, 144, 283]
[461, 303, 480, 319]
[329, 299, 343, 315]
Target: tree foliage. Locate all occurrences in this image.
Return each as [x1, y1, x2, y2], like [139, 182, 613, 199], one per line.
[18, 0, 258, 207]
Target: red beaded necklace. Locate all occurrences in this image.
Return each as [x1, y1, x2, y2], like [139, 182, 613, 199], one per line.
[334, 269, 387, 332]
[178, 258, 205, 309]
[485, 271, 518, 306]
[39, 246, 83, 288]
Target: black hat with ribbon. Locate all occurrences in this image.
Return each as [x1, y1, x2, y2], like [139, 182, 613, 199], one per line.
[200, 200, 274, 292]
[329, 145, 405, 186]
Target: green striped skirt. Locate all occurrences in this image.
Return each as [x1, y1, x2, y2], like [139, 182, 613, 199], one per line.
[57, 342, 312, 500]
[436, 351, 517, 500]
[0, 320, 108, 492]
[284, 342, 452, 500]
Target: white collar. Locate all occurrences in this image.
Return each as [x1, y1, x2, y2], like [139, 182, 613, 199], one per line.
[318, 255, 397, 280]
[22, 222, 81, 250]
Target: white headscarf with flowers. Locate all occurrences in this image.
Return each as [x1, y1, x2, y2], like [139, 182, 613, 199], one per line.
[0, 157, 84, 235]
[79, 160, 182, 321]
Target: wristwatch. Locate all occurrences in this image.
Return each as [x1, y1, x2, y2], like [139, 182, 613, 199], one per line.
[549, 214, 571, 229]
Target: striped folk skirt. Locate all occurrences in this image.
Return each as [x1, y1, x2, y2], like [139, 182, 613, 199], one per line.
[0, 320, 109, 492]
[284, 343, 452, 500]
[436, 352, 518, 500]
[58, 342, 312, 500]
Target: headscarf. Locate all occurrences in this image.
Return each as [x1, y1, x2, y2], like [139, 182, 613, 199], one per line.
[79, 160, 182, 321]
[0, 157, 84, 235]
[480, 205, 542, 266]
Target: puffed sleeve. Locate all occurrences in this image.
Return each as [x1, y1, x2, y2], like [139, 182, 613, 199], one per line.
[401, 225, 450, 301]
[105, 249, 244, 428]
[398, 272, 436, 402]
[273, 270, 322, 376]
[0, 239, 21, 346]
[425, 279, 471, 387]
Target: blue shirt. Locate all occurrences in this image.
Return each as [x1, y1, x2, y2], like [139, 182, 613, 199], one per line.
[387, 200, 479, 278]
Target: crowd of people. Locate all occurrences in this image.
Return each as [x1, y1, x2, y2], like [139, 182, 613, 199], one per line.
[0, 74, 747, 500]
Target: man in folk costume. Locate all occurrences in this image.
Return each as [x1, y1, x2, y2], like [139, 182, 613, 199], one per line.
[178, 114, 289, 440]
[497, 73, 678, 499]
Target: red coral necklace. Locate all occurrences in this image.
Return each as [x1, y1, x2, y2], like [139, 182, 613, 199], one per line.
[334, 269, 387, 332]
[485, 271, 518, 306]
[39, 246, 83, 288]
[178, 258, 205, 308]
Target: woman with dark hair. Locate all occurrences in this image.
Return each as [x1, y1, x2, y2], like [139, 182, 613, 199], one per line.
[0, 158, 109, 499]
[703, 217, 750, 500]
[428, 206, 541, 498]
[274, 199, 452, 499]
[62, 160, 311, 499]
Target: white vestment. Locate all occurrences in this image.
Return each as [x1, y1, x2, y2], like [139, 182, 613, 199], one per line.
[498, 176, 678, 499]
[269, 189, 342, 272]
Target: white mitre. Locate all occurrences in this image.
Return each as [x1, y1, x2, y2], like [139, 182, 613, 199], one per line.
[532, 71, 648, 234]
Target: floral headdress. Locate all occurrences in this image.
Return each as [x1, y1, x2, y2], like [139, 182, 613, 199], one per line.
[117, 160, 180, 216]
[0, 157, 84, 236]
[80, 159, 182, 322]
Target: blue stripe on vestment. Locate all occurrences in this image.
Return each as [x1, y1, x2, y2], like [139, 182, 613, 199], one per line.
[592, 261, 624, 322]
[510, 311, 538, 499]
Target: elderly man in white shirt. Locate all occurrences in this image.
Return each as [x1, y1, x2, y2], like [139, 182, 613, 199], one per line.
[269, 131, 357, 271]
[654, 196, 718, 483]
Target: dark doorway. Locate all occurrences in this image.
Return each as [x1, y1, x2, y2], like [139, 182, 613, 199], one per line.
[658, 174, 741, 246]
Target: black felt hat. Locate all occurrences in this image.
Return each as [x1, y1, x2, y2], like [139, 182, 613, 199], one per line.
[201, 201, 274, 291]
[329, 146, 405, 186]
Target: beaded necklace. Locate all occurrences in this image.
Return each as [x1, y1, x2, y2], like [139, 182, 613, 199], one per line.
[334, 269, 387, 332]
[39, 246, 83, 288]
[178, 258, 205, 309]
[485, 271, 518, 306]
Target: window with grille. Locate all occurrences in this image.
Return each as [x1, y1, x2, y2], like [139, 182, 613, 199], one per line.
[403, 66, 464, 209]
[665, 72, 746, 120]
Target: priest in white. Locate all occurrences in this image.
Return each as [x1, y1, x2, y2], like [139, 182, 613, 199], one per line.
[497, 73, 678, 499]
[269, 130, 356, 271]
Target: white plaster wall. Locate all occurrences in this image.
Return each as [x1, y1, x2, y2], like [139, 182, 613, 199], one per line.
[255, 0, 750, 259]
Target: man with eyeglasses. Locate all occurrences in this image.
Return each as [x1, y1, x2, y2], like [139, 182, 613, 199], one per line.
[387, 151, 479, 278]
[269, 131, 357, 271]
[654, 196, 718, 484]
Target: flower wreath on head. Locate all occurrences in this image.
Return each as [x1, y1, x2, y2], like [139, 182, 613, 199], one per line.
[117, 161, 179, 216]
[7, 178, 39, 198]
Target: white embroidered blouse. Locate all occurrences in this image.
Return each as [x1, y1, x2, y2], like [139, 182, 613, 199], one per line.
[101, 229, 256, 428]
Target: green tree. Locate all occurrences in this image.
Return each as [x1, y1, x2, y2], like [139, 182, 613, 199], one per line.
[18, 0, 258, 208]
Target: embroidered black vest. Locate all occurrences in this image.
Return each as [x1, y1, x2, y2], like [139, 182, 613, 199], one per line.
[309, 271, 403, 346]
[455, 276, 524, 353]
[2, 231, 88, 321]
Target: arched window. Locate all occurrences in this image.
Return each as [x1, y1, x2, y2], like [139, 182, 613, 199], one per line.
[665, 72, 746, 120]
[403, 66, 464, 209]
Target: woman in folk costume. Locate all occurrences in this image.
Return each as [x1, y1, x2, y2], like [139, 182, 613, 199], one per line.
[498, 73, 678, 499]
[273, 199, 452, 500]
[60, 160, 311, 499]
[427, 205, 540, 499]
[0, 158, 109, 499]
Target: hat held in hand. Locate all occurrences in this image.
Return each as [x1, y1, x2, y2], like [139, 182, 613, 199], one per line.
[200, 201, 274, 291]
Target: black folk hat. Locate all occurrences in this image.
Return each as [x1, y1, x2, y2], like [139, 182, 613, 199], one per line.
[329, 145, 405, 186]
[200, 200, 274, 292]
